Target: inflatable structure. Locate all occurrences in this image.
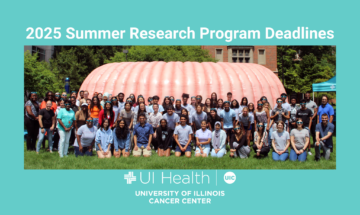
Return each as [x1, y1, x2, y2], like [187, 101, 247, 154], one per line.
[79, 62, 285, 107]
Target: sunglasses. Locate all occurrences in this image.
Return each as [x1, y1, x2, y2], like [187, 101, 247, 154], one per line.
[296, 121, 303, 124]
[176, 99, 181, 102]
[281, 95, 287, 98]
[257, 125, 264, 127]
[261, 98, 267, 101]
[258, 103, 263, 106]
[300, 103, 306, 105]
[65, 103, 71, 106]
[31, 92, 37, 94]
[165, 96, 169, 98]
[62, 94, 67, 96]
[148, 99, 153, 101]
[126, 100, 132, 102]
[111, 99, 117, 101]
[210, 108, 217, 111]
[87, 120, 93, 122]
[105, 101, 111, 104]
[196, 98, 201, 100]
[234, 127, 241, 131]
[277, 101, 283, 103]
[71, 91, 77, 93]
[55, 95, 60, 97]
[191, 96, 196, 99]
[171, 99, 174, 101]
[130, 95, 134, 98]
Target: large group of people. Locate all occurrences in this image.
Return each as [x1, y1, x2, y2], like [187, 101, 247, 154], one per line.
[25, 90, 335, 161]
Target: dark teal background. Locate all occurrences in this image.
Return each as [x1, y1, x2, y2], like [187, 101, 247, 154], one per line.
[0, 0, 355, 214]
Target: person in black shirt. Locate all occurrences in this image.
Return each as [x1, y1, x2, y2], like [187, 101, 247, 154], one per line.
[207, 108, 221, 132]
[229, 125, 250, 158]
[156, 119, 173, 157]
[296, 99, 314, 154]
[36, 100, 56, 154]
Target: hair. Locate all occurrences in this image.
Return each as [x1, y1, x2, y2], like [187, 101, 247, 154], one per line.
[86, 98, 91, 102]
[260, 96, 267, 102]
[170, 96, 175, 101]
[124, 102, 131, 110]
[129, 93, 136, 104]
[227, 92, 232, 96]
[104, 101, 114, 122]
[276, 97, 282, 102]
[153, 95, 159, 100]
[44, 91, 54, 102]
[115, 119, 129, 140]
[136, 96, 145, 106]
[162, 97, 172, 107]
[322, 95, 329, 100]
[138, 112, 146, 120]
[290, 96, 297, 101]
[241, 97, 248, 106]
[70, 96, 76, 101]
[182, 93, 189, 98]
[118, 92, 124, 96]
[137, 103, 147, 120]
[210, 92, 218, 108]
[277, 121, 285, 129]
[79, 90, 84, 94]
[64, 99, 71, 105]
[217, 99, 224, 108]
[242, 107, 249, 112]
[195, 104, 203, 111]
[321, 113, 329, 118]
[264, 101, 271, 110]
[100, 118, 110, 130]
[281, 93, 287, 97]
[147, 96, 153, 103]
[300, 99, 306, 103]
[111, 96, 118, 106]
[90, 96, 101, 111]
[296, 118, 305, 128]
[167, 105, 175, 111]
[204, 98, 211, 108]
[159, 118, 168, 130]
[230, 99, 240, 109]
[201, 120, 207, 125]
[180, 114, 187, 120]
[248, 103, 255, 112]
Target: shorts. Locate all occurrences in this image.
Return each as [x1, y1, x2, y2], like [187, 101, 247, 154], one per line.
[243, 125, 252, 131]
[224, 128, 232, 136]
[195, 146, 210, 155]
[175, 145, 192, 154]
[133, 146, 152, 156]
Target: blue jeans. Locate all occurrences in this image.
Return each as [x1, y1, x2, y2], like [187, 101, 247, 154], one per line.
[93, 118, 99, 127]
[268, 126, 273, 146]
[36, 128, 53, 152]
[289, 149, 307, 162]
[211, 148, 226, 158]
[272, 151, 288, 161]
[74, 146, 93, 157]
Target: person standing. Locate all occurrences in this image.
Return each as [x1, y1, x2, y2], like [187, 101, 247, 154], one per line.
[305, 92, 318, 150]
[226, 92, 232, 103]
[162, 106, 180, 149]
[269, 98, 290, 145]
[147, 104, 162, 150]
[207, 108, 221, 132]
[57, 99, 76, 158]
[274, 93, 291, 131]
[25, 92, 40, 151]
[174, 115, 193, 158]
[71, 91, 80, 107]
[36, 100, 56, 154]
[289, 96, 299, 132]
[271, 121, 290, 161]
[117, 92, 125, 112]
[174, 99, 184, 116]
[289, 118, 309, 162]
[117, 102, 135, 149]
[296, 99, 314, 155]
[39, 91, 57, 113]
[236, 107, 253, 147]
[220, 101, 236, 146]
[315, 114, 334, 161]
[254, 100, 270, 132]
[133, 113, 153, 157]
[89, 97, 102, 127]
[317, 95, 334, 124]
[75, 117, 97, 157]
[149, 95, 164, 113]
[98, 101, 116, 128]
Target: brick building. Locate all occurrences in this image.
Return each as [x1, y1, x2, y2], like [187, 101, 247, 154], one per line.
[201, 46, 278, 75]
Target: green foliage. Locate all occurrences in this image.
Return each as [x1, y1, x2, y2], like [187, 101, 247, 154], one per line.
[277, 46, 336, 95]
[106, 46, 216, 63]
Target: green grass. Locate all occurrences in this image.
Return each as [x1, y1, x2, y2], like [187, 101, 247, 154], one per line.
[24, 137, 336, 169]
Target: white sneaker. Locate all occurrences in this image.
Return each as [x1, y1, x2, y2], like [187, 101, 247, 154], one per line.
[171, 150, 175, 153]
[308, 151, 312, 156]
[156, 150, 158, 153]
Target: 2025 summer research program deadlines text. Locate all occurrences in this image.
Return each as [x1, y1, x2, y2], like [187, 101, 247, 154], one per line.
[136, 190, 225, 204]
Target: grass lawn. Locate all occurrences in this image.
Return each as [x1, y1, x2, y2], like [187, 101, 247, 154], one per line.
[24, 136, 336, 169]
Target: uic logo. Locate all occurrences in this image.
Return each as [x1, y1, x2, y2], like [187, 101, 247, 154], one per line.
[124, 172, 136, 184]
[224, 172, 236, 184]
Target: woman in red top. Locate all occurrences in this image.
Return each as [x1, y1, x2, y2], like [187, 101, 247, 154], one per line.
[98, 101, 116, 129]
[40, 91, 57, 113]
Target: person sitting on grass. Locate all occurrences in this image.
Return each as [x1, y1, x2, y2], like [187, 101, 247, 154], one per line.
[252, 122, 270, 157]
[75, 117, 97, 157]
[289, 118, 309, 162]
[156, 119, 173, 157]
[133, 113, 153, 157]
[315, 113, 334, 161]
[174, 115, 193, 158]
[271, 121, 290, 161]
[95, 118, 113, 159]
[210, 122, 227, 158]
[229, 124, 250, 158]
[113, 119, 131, 158]
[195, 120, 212, 157]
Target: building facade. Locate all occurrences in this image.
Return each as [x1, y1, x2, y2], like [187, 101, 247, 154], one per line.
[24, 46, 54, 62]
[201, 46, 278, 75]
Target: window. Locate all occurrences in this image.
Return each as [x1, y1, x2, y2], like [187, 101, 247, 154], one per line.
[32, 46, 46, 61]
[231, 49, 251, 63]
[215, 49, 223, 62]
[258, 49, 266, 65]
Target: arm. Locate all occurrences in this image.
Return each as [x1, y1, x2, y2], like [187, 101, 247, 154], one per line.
[184, 134, 192, 148]
[98, 110, 104, 127]
[266, 109, 270, 131]
[219, 131, 227, 149]
[125, 133, 130, 152]
[303, 136, 309, 151]
[271, 139, 277, 153]
[320, 131, 333, 141]
[282, 111, 290, 119]
[284, 139, 290, 152]
[221, 118, 224, 129]
[232, 117, 236, 128]
[329, 115, 334, 123]
[51, 115, 56, 131]
[57, 119, 68, 131]
[129, 117, 134, 129]
[174, 134, 181, 148]
[146, 134, 152, 150]
[290, 135, 298, 154]
[315, 131, 320, 146]
[38, 115, 44, 132]
[26, 106, 37, 120]
[208, 122, 213, 132]
[133, 135, 138, 150]
[77, 134, 83, 152]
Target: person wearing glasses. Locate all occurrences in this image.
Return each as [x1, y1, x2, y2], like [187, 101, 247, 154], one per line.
[57, 99, 76, 158]
[95, 118, 113, 158]
[220, 101, 236, 146]
[269, 98, 290, 146]
[289, 118, 309, 162]
[54, 92, 61, 106]
[261, 96, 272, 111]
[274, 93, 291, 132]
[25, 92, 40, 151]
[296, 99, 314, 155]
[36, 100, 56, 154]
[210, 121, 227, 158]
[60, 92, 67, 100]
[74, 117, 97, 157]
[229, 124, 250, 158]
[252, 122, 270, 157]
[271, 121, 290, 161]
[195, 120, 212, 157]
[315, 113, 334, 161]
[254, 100, 270, 132]
[148, 97, 153, 107]
[195, 95, 205, 111]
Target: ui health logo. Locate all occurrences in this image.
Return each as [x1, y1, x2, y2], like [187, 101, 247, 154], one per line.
[224, 172, 236, 184]
[124, 172, 136, 184]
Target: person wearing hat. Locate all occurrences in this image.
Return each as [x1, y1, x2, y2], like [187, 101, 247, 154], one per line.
[75, 102, 90, 131]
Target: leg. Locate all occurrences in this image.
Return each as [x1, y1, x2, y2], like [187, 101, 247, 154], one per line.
[260, 146, 270, 156]
[63, 131, 71, 156]
[323, 144, 331, 160]
[74, 146, 84, 157]
[195, 147, 201, 157]
[216, 148, 226, 158]
[314, 143, 321, 160]
[210, 149, 217, 157]
[246, 130, 251, 146]
[132, 147, 141, 157]
[289, 149, 297, 161]
[164, 148, 171, 157]
[272, 151, 280, 161]
[58, 130, 66, 157]
[202, 148, 210, 157]
[143, 148, 152, 157]
[47, 128, 53, 152]
[97, 151, 105, 158]
[298, 150, 307, 162]
[279, 152, 289, 161]
[36, 128, 46, 153]
[239, 146, 250, 158]
[122, 149, 130, 157]
[185, 151, 192, 158]
[114, 149, 121, 158]
[105, 150, 112, 158]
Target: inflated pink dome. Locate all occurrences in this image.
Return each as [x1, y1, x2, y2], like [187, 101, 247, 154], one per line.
[79, 62, 285, 108]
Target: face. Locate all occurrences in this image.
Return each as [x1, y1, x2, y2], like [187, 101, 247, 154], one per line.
[201, 121, 207, 130]
[224, 103, 230, 111]
[182, 97, 188, 104]
[55, 93, 60, 100]
[86, 118, 93, 127]
[65, 102, 71, 110]
[210, 110, 216, 117]
[80, 92, 84, 98]
[242, 98, 247, 105]
[196, 97, 201, 103]
[47, 92, 53, 100]
[60, 100, 65, 108]
[277, 100, 283, 107]
[297, 120, 303, 128]
[112, 98, 118, 105]
[139, 116, 145, 124]
[191, 98, 196, 104]
[31, 93, 37, 101]
[232, 100, 237, 106]
[86, 100, 91, 105]
[206, 99, 211, 106]
[277, 123, 284, 131]
[196, 105, 202, 113]
[98, 94, 102, 100]
[264, 103, 269, 109]
[182, 109, 188, 115]
[103, 96, 108, 101]
[153, 105, 159, 112]
[257, 102, 263, 109]
[105, 103, 111, 110]
[281, 95, 287, 101]
[291, 98, 296, 105]
[81, 105, 88, 111]
[176, 100, 181, 107]
[167, 108, 173, 115]
[160, 120, 167, 127]
[103, 120, 109, 129]
[139, 104, 145, 111]
[215, 124, 220, 131]
[180, 117, 187, 125]
[153, 98, 159, 104]
[130, 94, 135, 100]
[243, 109, 248, 115]
[211, 93, 216, 100]
[119, 94, 124, 101]
[119, 120, 125, 128]
[305, 93, 310, 99]
[322, 96, 328, 105]
[71, 92, 76, 98]
[93, 98, 98, 104]
[234, 126, 241, 134]
[261, 97, 267, 104]
[125, 103, 131, 111]
[165, 98, 170, 104]
[170, 97, 175, 103]
[227, 94, 232, 99]
[218, 100, 223, 106]
[46, 101, 52, 110]
[300, 101, 306, 109]
[71, 98, 75, 105]
[61, 92, 67, 99]
[258, 123, 264, 131]
[84, 92, 89, 99]
[322, 115, 328, 124]
[138, 97, 144, 104]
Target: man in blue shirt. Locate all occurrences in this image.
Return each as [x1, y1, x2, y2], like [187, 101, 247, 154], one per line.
[317, 95, 334, 124]
[220, 101, 236, 145]
[133, 113, 153, 157]
[315, 113, 334, 161]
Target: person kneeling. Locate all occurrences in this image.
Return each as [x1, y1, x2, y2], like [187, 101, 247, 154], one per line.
[195, 120, 212, 157]
[174, 115, 193, 158]
[314, 114, 334, 161]
[271, 121, 290, 161]
[229, 125, 250, 158]
[252, 122, 270, 157]
[95, 118, 112, 158]
[113, 119, 131, 158]
[133, 113, 153, 157]
[156, 119, 172, 157]
[210, 122, 227, 158]
[289, 118, 309, 162]
[75, 117, 97, 157]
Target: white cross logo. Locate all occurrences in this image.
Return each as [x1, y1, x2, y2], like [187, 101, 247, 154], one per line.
[330, 85, 335, 90]
[124, 172, 136, 184]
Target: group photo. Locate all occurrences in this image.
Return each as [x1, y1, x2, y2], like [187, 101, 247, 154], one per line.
[24, 45, 336, 169]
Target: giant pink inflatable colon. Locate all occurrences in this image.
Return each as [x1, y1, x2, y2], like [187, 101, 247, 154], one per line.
[79, 62, 285, 108]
